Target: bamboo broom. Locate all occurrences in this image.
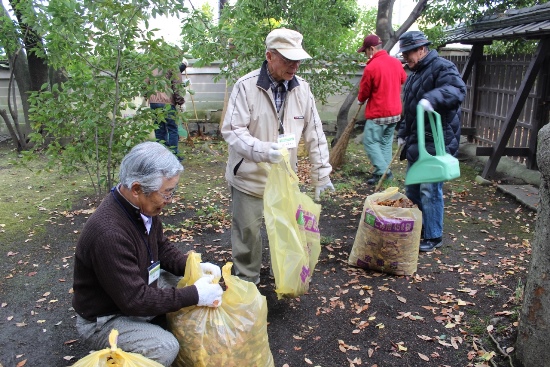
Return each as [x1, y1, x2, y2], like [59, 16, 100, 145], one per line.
[329, 105, 364, 170]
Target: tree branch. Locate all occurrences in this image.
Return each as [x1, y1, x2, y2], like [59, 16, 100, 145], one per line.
[488, 332, 515, 367]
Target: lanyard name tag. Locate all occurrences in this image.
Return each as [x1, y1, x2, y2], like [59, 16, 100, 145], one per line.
[278, 133, 297, 149]
[148, 261, 160, 285]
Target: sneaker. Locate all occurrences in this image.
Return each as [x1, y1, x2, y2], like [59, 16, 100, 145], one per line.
[419, 237, 443, 252]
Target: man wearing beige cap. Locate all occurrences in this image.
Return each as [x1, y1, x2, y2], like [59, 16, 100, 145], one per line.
[221, 28, 334, 285]
[357, 34, 407, 186]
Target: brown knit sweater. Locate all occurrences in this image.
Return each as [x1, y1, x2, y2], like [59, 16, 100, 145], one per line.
[72, 188, 198, 321]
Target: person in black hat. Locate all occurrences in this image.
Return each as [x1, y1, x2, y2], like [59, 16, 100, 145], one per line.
[356, 34, 407, 185]
[396, 31, 466, 252]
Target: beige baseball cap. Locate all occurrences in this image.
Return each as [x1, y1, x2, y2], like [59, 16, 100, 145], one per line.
[265, 28, 312, 61]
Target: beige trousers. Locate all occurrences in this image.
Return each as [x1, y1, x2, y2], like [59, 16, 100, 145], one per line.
[230, 186, 264, 285]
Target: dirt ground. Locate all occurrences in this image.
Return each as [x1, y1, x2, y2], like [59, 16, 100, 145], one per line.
[0, 136, 536, 367]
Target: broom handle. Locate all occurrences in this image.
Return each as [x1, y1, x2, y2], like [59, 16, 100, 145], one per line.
[374, 144, 403, 192]
[184, 69, 200, 122]
[341, 106, 363, 139]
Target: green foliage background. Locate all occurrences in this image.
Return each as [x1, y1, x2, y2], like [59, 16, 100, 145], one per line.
[180, 0, 377, 103]
[12, 0, 190, 195]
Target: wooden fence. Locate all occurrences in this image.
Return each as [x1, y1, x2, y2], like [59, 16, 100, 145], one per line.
[448, 54, 549, 168]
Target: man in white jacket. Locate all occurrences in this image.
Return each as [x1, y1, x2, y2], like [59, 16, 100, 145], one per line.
[221, 28, 334, 285]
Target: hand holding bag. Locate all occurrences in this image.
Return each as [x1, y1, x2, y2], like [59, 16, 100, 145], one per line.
[167, 252, 274, 367]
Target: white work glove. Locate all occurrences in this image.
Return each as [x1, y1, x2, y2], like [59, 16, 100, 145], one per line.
[419, 98, 434, 112]
[357, 100, 365, 105]
[398, 137, 405, 147]
[267, 143, 283, 164]
[200, 262, 221, 278]
[194, 275, 223, 307]
[314, 180, 335, 201]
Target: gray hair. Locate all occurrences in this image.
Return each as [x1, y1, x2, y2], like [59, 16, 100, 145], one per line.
[119, 141, 183, 194]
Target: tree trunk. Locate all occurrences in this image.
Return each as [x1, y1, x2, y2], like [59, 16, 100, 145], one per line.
[376, 0, 395, 45]
[333, 0, 428, 142]
[332, 82, 360, 147]
[2, 0, 52, 150]
[516, 124, 550, 366]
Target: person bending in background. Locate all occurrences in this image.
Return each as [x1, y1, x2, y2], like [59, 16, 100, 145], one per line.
[148, 67, 185, 160]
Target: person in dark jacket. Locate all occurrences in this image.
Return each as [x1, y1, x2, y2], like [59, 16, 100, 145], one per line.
[72, 141, 223, 366]
[396, 31, 466, 252]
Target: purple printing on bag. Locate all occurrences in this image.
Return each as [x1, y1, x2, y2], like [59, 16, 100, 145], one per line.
[296, 205, 320, 234]
[363, 209, 415, 233]
[300, 266, 310, 283]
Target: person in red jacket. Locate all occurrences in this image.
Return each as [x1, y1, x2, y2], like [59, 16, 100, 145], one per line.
[357, 34, 407, 185]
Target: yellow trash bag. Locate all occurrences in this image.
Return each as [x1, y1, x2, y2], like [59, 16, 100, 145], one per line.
[263, 149, 322, 299]
[71, 329, 163, 367]
[348, 187, 422, 276]
[167, 252, 274, 367]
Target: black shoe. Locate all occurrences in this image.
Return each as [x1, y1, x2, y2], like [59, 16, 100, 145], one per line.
[367, 174, 382, 185]
[419, 237, 443, 252]
[367, 172, 393, 185]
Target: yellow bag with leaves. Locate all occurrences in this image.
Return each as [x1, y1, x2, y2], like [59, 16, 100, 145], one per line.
[71, 329, 162, 367]
[263, 149, 322, 299]
[167, 252, 274, 367]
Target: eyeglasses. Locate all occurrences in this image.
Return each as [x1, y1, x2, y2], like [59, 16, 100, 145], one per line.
[272, 50, 301, 66]
[156, 185, 178, 201]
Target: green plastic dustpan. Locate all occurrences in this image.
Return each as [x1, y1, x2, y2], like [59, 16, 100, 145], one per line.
[405, 104, 460, 185]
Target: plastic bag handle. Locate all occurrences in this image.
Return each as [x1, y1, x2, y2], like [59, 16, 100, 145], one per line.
[416, 103, 444, 158]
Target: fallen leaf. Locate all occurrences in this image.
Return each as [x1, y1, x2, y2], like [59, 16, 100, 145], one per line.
[480, 351, 496, 361]
[16, 359, 27, 367]
[418, 353, 429, 361]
